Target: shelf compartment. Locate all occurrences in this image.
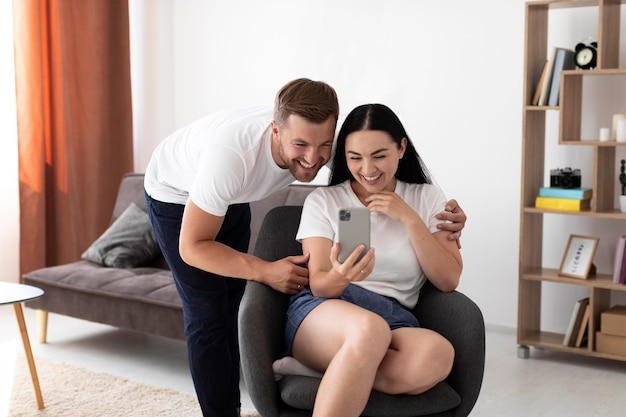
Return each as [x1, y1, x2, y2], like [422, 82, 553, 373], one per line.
[560, 69, 626, 143]
[519, 333, 626, 362]
[519, 270, 626, 362]
[518, 331, 592, 354]
[516, 331, 626, 362]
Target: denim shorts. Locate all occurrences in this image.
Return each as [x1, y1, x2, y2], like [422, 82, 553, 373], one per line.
[284, 283, 420, 355]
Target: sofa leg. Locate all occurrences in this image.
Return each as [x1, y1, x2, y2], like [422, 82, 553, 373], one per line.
[36, 310, 48, 344]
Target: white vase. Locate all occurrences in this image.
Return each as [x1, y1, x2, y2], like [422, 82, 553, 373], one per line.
[620, 195, 626, 213]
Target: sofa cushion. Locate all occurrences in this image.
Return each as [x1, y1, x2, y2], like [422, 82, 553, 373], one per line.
[278, 375, 460, 417]
[81, 203, 159, 268]
[24, 261, 181, 308]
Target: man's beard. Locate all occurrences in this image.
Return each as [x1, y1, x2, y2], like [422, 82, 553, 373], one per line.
[279, 147, 323, 183]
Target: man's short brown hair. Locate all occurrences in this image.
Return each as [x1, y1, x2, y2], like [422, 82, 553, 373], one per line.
[274, 78, 339, 127]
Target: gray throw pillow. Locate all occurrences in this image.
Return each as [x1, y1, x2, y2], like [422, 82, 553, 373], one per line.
[81, 203, 159, 268]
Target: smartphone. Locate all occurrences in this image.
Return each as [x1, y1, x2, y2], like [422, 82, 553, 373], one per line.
[337, 207, 370, 263]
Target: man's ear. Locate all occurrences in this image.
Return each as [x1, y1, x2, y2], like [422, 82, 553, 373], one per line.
[270, 120, 280, 141]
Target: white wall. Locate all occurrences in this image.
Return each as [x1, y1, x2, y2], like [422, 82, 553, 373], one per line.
[132, 0, 528, 328]
[0, 0, 19, 284]
[129, 0, 176, 172]
[134, 0, 625, 331]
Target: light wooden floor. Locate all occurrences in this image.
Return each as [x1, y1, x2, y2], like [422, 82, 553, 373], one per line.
[1, 305, 626, 416]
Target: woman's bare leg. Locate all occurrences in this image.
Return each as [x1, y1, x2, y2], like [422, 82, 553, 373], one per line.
[292, 300, 391, 417]
[374, 327, 454, 395]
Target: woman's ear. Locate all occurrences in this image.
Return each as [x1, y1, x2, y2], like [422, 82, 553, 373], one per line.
[399, 137, 408, 158]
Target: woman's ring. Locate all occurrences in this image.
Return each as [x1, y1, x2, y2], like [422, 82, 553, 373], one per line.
[297, 284, 302, 289]
[361, 270, 366, 274]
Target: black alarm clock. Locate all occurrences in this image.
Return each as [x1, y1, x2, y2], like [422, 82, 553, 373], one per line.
[574, 40, 597, 70]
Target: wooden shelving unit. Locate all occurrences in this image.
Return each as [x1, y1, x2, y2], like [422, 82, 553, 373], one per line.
[518, 0, 626, 361]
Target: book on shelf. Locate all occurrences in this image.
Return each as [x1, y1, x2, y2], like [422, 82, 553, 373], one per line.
[619, 241, 626, 285]
[563, 297, 590, 347]
[546, 47, 576, 106]
[538, 187, 592, 200]
[574, 303, 591, 348]
[535, 196, 590, 211]
[612, 235, 626, 284]
[531, 59, 549, 106]
[537, 47, 557, 106]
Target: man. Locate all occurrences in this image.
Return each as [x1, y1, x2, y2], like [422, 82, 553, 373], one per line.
[144, 78, 466, 416]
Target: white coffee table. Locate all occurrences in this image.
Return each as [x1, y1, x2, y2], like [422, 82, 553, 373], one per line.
[0, 282, 45, 409]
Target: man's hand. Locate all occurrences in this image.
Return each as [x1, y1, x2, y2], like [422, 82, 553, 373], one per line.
[436, 199, 466, 249]
[263, 253, 310, 295]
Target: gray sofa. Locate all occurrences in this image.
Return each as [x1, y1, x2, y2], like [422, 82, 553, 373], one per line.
[23, 173, 315, 343]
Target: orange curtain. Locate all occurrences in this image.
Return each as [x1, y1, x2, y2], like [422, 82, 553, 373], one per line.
[13, 0, 134, 276]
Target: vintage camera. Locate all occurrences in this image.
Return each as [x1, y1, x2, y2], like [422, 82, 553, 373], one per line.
[550, 167, 581, 189]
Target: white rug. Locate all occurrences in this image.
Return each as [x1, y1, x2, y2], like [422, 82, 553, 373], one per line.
[3, 355, 259, 417]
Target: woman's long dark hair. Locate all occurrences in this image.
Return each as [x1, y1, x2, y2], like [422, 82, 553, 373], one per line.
[329, 104, 433, 186]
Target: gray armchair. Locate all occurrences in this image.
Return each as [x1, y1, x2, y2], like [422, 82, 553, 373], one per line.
[238, 206, 485, 417]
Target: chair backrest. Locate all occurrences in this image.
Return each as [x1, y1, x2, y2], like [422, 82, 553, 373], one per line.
[248, 185, 316, 254]
[252, 205, 304, 261]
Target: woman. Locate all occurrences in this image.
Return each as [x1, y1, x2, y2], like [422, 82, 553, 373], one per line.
[283, 104, 463, 416]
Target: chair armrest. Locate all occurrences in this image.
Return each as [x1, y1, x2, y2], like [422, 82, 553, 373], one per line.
[239, 206, 305, 417]
[413, 281, 485, 417]
[239, 282, 290, 417]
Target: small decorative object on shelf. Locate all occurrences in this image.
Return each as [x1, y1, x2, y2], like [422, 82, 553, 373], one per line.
[600, 127, 610, 142]
[573, 38, 597, 70]
[613, 114, 626, 142]
[619, 159, 626, 213]
[558, 234, 599, 280]
[617, 119, 626, 143]
[550, 167, 581, 189]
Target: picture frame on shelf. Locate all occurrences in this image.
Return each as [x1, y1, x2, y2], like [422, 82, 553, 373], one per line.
[558, 235, 600, 280]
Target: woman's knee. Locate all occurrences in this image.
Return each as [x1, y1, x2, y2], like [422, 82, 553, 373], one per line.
[354, 312, 391, 342]
[344, 312, 391, 358]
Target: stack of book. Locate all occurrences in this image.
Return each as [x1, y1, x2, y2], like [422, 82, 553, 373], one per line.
[535, 187, 592, 211]
[612, 235, 626, 285]
[532, 46, 576, 106]
[563, 297, 590, 347]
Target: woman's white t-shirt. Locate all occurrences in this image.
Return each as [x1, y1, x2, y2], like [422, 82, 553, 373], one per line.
[296, 180, 447, 308]
[144, 106, 294, 216]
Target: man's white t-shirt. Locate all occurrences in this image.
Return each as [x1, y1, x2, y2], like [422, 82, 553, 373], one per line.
[144, 106, 294, 216]
[296, 180, 447, 308]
